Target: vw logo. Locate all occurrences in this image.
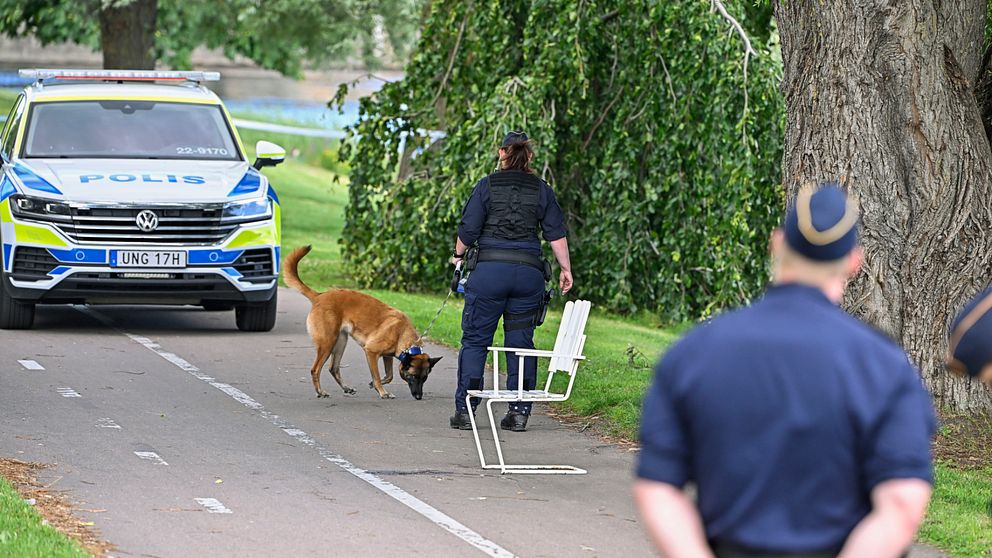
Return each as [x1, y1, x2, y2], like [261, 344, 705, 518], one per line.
[135, 210, 160, 232]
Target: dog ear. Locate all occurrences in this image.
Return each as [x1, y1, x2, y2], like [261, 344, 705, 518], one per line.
[428, 356, 443, 369]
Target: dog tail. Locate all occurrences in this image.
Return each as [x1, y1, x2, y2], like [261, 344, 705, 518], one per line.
[282, 245, 320, 303]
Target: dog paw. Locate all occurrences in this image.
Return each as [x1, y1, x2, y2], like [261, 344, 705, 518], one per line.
[317, 392, 329, 399]
[379, 392, 395, 399]
[342, 386, 356, 395]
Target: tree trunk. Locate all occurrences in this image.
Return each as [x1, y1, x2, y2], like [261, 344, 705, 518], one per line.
[99, 0, 157, 70]
[774, 0, 992, 410]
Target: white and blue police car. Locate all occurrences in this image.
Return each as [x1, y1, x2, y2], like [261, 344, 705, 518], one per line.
[0, 69, 285, 331]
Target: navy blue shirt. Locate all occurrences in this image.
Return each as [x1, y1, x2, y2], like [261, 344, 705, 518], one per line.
[636, 284, 936, 552]
[457, 174, 567, 256]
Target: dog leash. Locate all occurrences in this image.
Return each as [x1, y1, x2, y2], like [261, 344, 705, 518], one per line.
[416, 289, 455, 344]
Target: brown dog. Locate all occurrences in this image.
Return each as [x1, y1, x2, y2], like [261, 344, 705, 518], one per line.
[282, 246, 441, 400]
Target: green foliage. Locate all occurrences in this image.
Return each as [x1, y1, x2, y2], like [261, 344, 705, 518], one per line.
[0, 0, 421, 77]
[338, 0, 784, 319]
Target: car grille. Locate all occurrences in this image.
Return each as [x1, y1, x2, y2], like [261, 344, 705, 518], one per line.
[11, 247, 60, 280]
[233, 249, 275, 282]
[56, 206, 238, 246]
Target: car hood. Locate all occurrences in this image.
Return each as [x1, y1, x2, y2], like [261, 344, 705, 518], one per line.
[9, 159, 264, 204]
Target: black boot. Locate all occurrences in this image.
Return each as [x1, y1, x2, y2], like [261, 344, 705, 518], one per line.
[449, 411, 474, 430]
[500, 410, 529, 432]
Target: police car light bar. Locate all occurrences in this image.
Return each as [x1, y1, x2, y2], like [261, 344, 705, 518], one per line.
[19, 69, 221, 82]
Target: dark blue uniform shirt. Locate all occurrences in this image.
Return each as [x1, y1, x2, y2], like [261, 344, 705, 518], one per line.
[457, 175, 567, 256]
[637, 284, 936, 552]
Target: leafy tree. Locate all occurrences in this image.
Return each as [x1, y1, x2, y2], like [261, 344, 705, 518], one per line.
[337, 0, 784, 320]
[0, 0, 420, 74]
[774, 0, 992, 409]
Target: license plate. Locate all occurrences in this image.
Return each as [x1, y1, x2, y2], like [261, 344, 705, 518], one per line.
[112, 250, 187, 268]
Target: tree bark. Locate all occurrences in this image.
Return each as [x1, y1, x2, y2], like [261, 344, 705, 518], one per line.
[774, 0, 992, 409]
[99, 0, 157, 70]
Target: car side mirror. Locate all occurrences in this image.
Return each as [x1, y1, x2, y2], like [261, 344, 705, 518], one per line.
[253, 140, 286, 170]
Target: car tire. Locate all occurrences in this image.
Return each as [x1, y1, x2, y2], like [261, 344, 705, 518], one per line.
[235, 290, 277, 332]
[202, 302, 236, 312]
[0, 274, 35, 330]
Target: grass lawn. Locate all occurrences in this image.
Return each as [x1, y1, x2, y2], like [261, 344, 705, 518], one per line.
[920, 462, 992, 556]
[0, 475, 89, 558]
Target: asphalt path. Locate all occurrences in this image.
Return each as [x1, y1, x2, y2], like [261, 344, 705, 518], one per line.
[2, 288, 653, 558]
[1, 289, 948, 558]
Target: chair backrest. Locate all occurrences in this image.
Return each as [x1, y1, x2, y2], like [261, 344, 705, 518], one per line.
[549, 300, 591, 372]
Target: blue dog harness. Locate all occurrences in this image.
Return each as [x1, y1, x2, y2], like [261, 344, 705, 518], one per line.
[398, 345, 423, 367]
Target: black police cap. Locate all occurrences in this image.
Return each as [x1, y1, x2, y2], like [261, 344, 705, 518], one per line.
[948, 287, 992, 380]
[501, 131, 528, 147]
[783, 182, 860, 261]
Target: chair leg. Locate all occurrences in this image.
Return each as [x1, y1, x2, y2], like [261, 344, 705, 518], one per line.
[466, 394, 488, 469]
[487, 399, 507, 474]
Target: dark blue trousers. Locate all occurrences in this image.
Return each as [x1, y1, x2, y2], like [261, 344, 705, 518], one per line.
[456, 261, 545, 415]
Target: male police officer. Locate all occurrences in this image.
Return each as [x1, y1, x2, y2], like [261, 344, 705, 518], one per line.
[947, 287, 992, 384]
[449, 131, 572, 432]
[634, 184, 936, 558]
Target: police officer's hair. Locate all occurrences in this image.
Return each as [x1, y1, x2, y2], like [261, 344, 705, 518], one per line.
[773, 241, 852, 281]
[500, 139, 535, 174]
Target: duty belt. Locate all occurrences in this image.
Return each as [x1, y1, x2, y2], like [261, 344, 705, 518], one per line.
[711, 542, 842, 558]
[476, 249, 546, 275]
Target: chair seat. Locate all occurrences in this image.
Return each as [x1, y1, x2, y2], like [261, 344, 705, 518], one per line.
[467, 389, 568, 401]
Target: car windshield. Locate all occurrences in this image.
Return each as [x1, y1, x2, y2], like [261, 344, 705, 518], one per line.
[23, 100, 240, 160]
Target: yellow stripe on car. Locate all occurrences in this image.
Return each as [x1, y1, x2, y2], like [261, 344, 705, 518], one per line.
[0, 200, 13, 223]
[14, 222, 69, 247]
[226, 223, 278, 248]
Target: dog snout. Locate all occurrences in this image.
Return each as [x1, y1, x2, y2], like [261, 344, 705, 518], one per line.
[408, 379, 424, 400]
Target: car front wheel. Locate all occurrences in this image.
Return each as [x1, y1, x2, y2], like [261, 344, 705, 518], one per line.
[0, 274, 35, 329]
[235, 290, 277, 332]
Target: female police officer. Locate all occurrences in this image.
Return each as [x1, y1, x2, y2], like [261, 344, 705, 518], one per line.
[448, 131, 572, 432]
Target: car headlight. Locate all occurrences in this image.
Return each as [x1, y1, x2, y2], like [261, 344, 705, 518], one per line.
[9, 194, 71, 219]
[222, 199, 272, 220]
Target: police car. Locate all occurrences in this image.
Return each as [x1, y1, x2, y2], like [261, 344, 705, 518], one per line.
[0, 69, 284, 331]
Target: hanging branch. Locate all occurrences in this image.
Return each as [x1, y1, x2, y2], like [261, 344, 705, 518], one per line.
[710, 0, 758, 143]
[429, 7, 471, 110]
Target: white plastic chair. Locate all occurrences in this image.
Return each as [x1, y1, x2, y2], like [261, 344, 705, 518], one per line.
[466, 300, 591, 474]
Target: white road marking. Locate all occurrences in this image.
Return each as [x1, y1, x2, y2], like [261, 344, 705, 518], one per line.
[195, 497, 233, 514]
[18, 359, 44, 370]
[134, 451, 169, 466]
[77, 305, 515, 558]
[56, 387, 81, 398]
[96, 418, 122, 429]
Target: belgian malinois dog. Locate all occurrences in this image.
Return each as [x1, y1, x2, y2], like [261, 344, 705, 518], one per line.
[282, 246, 441, 400]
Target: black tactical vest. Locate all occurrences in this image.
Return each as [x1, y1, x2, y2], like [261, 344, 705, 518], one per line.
[480, 170, 542, 241]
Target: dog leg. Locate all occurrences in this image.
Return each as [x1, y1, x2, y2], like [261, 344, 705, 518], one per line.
[310, 346, 332, 398]
[382, 356, 394, 384]
[365, 352, 394, 399]
[370, 356, 395, 389]
[329, 331, 355, 395]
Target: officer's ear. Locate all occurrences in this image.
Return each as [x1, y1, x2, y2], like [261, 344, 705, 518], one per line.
[769, 228, 785, 260]
[846, 246, 864, 278]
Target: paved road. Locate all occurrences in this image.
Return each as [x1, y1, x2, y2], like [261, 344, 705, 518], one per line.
[2, 288, 652, 558]
[1, 289, 947, 557]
